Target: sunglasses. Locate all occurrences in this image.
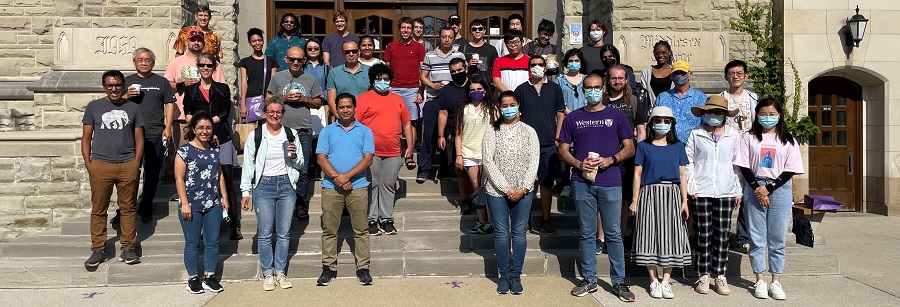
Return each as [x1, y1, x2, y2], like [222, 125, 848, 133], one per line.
[343, 49, 359, 55]
[306, 47, 320, 51]
[470, 27, 485, 32]
[282, 20, 295, 24]
[189, 30, 203, 38]
[653, 118, 673, 124]
[286, 57, 304, 63]
[197, 63, 215, 68]
[103, 83, 124, 89]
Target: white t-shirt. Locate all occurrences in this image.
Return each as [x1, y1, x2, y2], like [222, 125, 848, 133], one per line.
[262, 128, 288, 176]
[359, 57, 384, 67]
[719, 89, 758, 132]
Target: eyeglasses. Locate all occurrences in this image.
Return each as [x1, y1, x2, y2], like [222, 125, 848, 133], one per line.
[282, 20, 295, 24]
[653, 118, 673, 124]
[529, 63, 545, 67]
[306, 47, 320, 51]
[609, 77, 626, 82]
[134, 59, 153, 64]
[726, 72, 745, 77]
[286, 57, 304, 63]
[103, 83, 124, 89]
[197, 63, 215, 68]
[505, 40, 521, 46]
[193, 126, 213, 131]
[343, 49, 359, 55]
[265, 110, 284, 115]
[470, 27, 485, 32]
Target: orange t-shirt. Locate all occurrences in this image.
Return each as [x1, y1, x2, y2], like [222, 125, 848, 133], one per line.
[355, 90, 411, 157]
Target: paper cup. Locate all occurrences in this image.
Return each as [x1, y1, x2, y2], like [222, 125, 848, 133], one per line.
[130, 84, 141, 92]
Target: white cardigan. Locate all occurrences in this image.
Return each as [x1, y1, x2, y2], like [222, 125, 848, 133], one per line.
[684, 125, 742, 198]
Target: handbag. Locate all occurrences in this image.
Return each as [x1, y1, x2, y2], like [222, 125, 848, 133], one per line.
[471, 186, 487, 208]
[242, 56, 268, 123]
[232, 123, 255, 153]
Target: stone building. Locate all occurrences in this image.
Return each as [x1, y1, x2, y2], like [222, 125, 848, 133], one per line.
[0, 0, 895, 239]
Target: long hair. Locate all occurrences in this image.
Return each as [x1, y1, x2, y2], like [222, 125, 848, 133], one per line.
[277, 13, 299, 37]
[602, 64, 633, 107]
[750, 97, 795, 145]
[184, 111, 213, 141]
[455, 78, 497, 136]
[598, 44, 622, 66]
[645, 116, 680, 144]
[305, 37, 324, 63]
[493, 91, 518, 130]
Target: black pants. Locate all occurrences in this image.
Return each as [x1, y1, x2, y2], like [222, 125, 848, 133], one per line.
[417, 100, 450, 178]
[136, 136, 165, 218]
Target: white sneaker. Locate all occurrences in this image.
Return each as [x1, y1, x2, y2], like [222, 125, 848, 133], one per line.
[560, 186, 572, 198]
[262, 275, 276, 291]
[753, 280, 768, 299]
[660, 280, 675, 299]
[769, 280, 787, 300]
[649, 280, 662, 298]
[276, 273, 292, 289]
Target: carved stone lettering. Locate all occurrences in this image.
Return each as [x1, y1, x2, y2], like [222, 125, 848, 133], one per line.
[619, 31, 729, 70]
[53, 28, 179, 69]
[95, 36, 138, 56]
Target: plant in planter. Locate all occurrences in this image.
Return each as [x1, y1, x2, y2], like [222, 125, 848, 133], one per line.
[784, 61, 820, 144]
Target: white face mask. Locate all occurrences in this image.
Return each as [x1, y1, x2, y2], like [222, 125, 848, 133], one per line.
[530, 66, 545, 79]
[589, 30, 603, 42]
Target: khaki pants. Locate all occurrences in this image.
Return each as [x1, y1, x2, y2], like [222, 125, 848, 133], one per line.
[321, 187, 370, 270]
[89, 159, 140, 251]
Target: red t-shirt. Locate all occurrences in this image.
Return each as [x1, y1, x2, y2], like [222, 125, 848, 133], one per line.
[491, 54, 531, 91]
[384, 40, 426, 89]
[355, 90, 411, 157]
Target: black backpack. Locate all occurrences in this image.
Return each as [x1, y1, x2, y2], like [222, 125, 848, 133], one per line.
[251, 124, 296, 183]
[792, 214, 814, 247]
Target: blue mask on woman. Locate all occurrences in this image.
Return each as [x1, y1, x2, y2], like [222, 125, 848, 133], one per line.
[758, 115, 779, 128]
[653, 123, 671, 135]
[566, 62, 581, 72]
[704, 114, 725, 127]
[501, 107, 519, 120]
[374, 79, 391, 92]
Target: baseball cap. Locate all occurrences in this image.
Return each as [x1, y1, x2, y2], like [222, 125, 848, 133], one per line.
[449, 14, 461, 24]
[188, 29, 205, 40]
[672, 60, 691, 73]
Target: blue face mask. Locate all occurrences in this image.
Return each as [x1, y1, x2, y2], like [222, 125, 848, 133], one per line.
[566, 62, 581, 72]
[501, 107, 519, 120]
[373, 79, 391, 92]
[585, 89, 603, 104]
[758, 115, 779, 128]
[704, 114, 725, 127]
[653, 123, 671, 135]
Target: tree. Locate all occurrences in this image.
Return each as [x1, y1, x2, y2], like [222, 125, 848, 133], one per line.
[730, 0, 784, 100]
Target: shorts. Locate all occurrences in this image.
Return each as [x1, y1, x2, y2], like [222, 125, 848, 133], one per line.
[463, 158, 482, 167]
[536, 145, 560, 188]
[391, 87, 420, 121]
[217, 140, 238, 166]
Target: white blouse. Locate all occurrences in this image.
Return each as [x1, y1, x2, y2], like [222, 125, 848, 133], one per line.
[482, 122, 540, 197]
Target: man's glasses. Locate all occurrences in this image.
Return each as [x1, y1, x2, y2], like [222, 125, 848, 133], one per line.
[726, 72, 745, 77]
[343, 49, 359, 55]
[103, 83, 124, 89]
[470, 27, 485, 32]
[286, 57, 304, 63]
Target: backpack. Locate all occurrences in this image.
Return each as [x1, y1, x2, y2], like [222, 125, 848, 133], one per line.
[251, 124, 295, 183]
[792, 214, 814, 247]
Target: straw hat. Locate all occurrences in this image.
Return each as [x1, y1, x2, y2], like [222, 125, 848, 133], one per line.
[691, 95, 739, 117]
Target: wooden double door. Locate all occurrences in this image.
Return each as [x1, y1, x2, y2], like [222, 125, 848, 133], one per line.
[807, 77, 862, 211]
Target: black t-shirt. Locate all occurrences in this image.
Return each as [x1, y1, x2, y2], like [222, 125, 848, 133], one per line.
[237, 55, 278, 97]
[580, 44, 605, 74]
[459, 42, 499, 82]
[515, 81, 566, 146]
[125, 73, 175, 138]
[436, 82, 467, 137]
[453, 37, 469, 50]
[650, 74, 673, 98]
[605, 94, 647, 131]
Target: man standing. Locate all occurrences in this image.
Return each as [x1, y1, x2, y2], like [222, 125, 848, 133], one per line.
[514, 56, 565, 235]
[494, 14, 531, 57]
[413, 18, 434, 52]
[719, 59, 757, 254]
[82, 70, 145, 269]
[384, 17, 426, 146]
[491, 30, 530, 93]
[460, 19, 499, 82]
[558, 74, 636, 301]
[580, 20, 608, 73]
[523, 19, 557, 59]
[436, 59, 473, 209]
[322, 10, 360, 68]
[326, 40, 371, 119]
[417, 27, 465, 182]
[164, 30, 224, 149]
[448, 13, 468, 49]
[173, 6, 222, 60]
[654, 60, 706, 142]
[316, 93, 376, 286]
[266, 46, 325, 220]
[124, 48, 175, 223]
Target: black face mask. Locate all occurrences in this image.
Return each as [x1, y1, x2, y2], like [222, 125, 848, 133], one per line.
[451, 71, 467, 84]
[601, 58, 617, 68]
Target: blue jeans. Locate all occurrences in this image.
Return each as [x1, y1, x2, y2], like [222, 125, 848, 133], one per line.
[294, 130, 313, 216]
[744, 179, 792, 275]
[391, 87, 420, 120]
[254, 174, 296, 276]
[488, 192, 532, 278]
[136, 136, 165, 218]
[179, 205, 222, 277]
[573, 181, 625, 284]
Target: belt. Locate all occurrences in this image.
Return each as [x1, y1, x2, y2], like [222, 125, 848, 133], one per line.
[296, 128, 309, 133]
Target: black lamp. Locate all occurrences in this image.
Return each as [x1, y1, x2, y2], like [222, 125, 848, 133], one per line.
[847, 5, 868, 47]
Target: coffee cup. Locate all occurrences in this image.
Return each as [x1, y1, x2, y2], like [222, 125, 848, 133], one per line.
[130, 84, 141, 92]
[189, 67, 199, 79]
[471, 54, 480, 63]
[584, 152, 601, 182]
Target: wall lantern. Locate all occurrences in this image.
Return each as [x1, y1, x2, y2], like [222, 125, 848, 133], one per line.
[847, 6, 868, 47]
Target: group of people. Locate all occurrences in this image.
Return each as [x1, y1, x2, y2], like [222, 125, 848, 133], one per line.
[78, 7, 804, 302]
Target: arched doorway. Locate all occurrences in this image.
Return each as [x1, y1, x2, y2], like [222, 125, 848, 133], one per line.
[807, 76, 862, 211]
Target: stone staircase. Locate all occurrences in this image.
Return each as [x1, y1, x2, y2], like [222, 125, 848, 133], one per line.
[0, 164, 840, 288]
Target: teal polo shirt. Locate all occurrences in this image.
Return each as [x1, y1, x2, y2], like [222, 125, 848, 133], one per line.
[316, 120, 375, 190]
[325, 64, 371, 97]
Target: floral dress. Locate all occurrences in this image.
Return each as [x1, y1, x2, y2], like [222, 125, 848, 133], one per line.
[178, 143, 222, 211]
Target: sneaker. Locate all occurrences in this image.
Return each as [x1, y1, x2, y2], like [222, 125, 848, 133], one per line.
[368, 221, 383, 236]
[469, 221, 484, 234]
[416, 175, 427, 184]
[714, 275, 732, 295]
[203, 275, 224, 292]
[695, 275, 710, 294]
[110, 214, 121, 225]
[118, 249, 140, 265]
[614, 283, 636, 302]
[527, 220, 537, 234]
[660, 280, 674, 299]
[84, 250, 107, 268]
[649, 280, 662, 298]
[560, 186, 572, 198]
[230, 227, 243, 240]
[316, 267, 337, 286]
[381, 220, 397, 235]
[187, 276, 205, 294]
[356, 269, 373, 285]
[753, 279, 768, 299]
[262, 275, 276, 291]
[769, 280, 786, 300]
[570, 279, 599, 297]
[737, 243, 750, 254]
[459, 200, 472, 215]
[596, 239, 607, 255]
[497, 276, 510, 294]
[276, 273, 292, 289]
[509, 276, 523, 294]
[541, 220, 556, 235]
[481, 223, 494, 234]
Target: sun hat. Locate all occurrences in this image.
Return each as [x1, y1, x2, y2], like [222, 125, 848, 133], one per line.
[691, 95, 739, 117]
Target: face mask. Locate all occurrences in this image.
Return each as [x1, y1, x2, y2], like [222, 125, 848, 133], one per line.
[566, 62, 581, 72]
[468, 90, 485, 102]
[585, 89, 603, 105]
[672, 74, 690, 86]
[589, 30, 603, 42]
[530, 66, 545, 79]
[451, 71, 467, 84]
[704, 114, 725, 127]
[758, 115, 779, 128]
[601, 58, 616, 68]
[653, 123, 671, 135]
[501, 107, 519, 120]
[373, 79, 391, 92]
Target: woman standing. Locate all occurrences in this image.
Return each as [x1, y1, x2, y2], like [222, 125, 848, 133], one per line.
[266, 13, 308, 71]
[557, 48, 587, 114]
[238, 28, 278, 123]
[733, 98, 804, 300]
[640, 40, 674, 105]
[175, 111, 229, 294]
[455, 78, 497, 234]
[305, 38, 328, 180]
[630, 106, 691, 299]
[358, 35, 384, 67]
[240, 98, 304, 291]
[182, 53, 240, 240]
[685, 96, 742, 295]
[482, 91, 540, 295]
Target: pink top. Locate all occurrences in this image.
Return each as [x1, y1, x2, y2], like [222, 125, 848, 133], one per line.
[734, 132, 805, 179]
[163, 53, 224, 121]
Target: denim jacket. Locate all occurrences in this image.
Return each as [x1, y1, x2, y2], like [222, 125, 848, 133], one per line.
[239, 126, 304, 197]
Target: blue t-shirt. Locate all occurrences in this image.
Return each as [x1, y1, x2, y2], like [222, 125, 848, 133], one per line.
[177, 143, 222, 212]
[265, 34, 308, 71]
[653, 87, 706, 142]
[326, 64, 371, 97]
[558, 106, 634, 186]
[555, 74, 586, 112]
[305, 62, 328, 100]
[316, 121, 375, 190]
[634, 141, 688, 186]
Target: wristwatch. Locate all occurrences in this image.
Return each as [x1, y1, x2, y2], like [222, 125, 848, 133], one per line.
[611, 156, 618, 164]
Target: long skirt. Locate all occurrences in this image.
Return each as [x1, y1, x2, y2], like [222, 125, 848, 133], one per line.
[633, 183, 692, 267]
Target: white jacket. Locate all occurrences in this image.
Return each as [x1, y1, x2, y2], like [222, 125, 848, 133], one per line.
[239, 126, 304, 197]
[685, 125, 742, 198]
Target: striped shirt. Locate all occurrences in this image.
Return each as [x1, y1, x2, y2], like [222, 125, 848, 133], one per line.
[492, 54, 531, 91]
[422, 49, 465, 101]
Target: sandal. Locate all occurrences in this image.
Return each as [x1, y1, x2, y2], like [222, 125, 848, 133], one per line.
[405, 158, 417, 170]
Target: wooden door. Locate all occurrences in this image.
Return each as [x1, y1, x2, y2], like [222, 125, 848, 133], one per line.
[272, 2, 333, 43]
[467, 5, 525, 48]
[808, 77, 862, 211]
[347, 5, 457, 58]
